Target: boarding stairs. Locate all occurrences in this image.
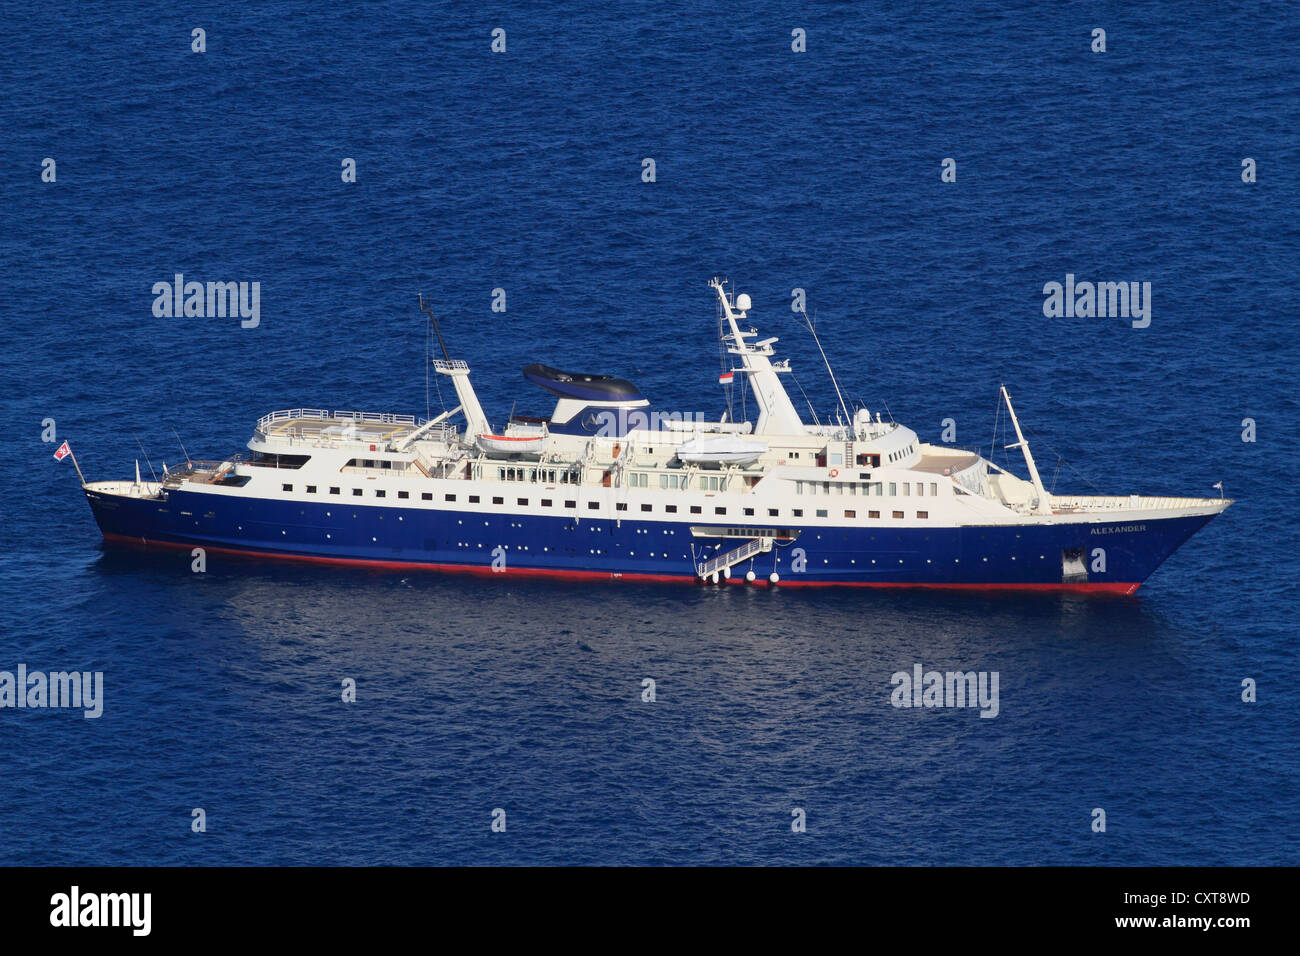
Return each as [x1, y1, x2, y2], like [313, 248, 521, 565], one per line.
[696, 536, 773, 579]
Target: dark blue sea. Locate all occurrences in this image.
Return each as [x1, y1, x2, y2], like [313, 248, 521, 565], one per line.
[1, 1, 1296, 865]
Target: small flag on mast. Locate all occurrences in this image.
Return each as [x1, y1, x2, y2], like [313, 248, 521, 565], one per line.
[53, 440, 71, 461]
[719, 371, 734, 385]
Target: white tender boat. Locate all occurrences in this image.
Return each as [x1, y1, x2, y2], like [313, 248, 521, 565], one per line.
[476, 424, 549, 456]
[676, 436, 767, 467]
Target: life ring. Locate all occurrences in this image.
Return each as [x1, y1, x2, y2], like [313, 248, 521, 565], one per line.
[829, 468, 839, 478]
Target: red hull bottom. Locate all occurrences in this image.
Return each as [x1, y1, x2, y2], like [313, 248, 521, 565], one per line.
[101, 533, 1142, 594]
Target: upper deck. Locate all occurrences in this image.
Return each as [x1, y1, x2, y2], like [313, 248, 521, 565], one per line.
[252, 408, 457, 451]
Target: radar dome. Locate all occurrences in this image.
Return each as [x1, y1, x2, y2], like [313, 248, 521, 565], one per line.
[735, 293, 752, 312]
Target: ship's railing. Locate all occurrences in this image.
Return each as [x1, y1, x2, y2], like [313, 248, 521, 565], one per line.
[433, 359, 469, 372]
[256, 408, 419, 432]
[1050, 494, 1222, 512]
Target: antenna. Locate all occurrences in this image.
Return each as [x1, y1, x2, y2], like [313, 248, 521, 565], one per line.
[799, 307, 852, 432]
[417, 293, 452, 364]
[134, 436, 160, 483]
[170, 427, 192, 467]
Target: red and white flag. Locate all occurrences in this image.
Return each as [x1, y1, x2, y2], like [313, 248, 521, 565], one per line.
[53, 440, 71, 461]
[719, 372, 734, 385]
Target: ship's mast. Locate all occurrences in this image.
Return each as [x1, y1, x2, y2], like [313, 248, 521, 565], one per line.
[418, 295, 491, 440]
[710, 278, 804, 435]
[1001, 385, 1052, 515]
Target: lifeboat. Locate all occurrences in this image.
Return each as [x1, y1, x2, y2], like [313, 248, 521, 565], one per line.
[476, 424, 549, 456]
[676, 436, 767, 467]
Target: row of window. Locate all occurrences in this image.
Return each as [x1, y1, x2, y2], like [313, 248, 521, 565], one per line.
[798, 480, 939, 497]
[278, 483, 929, 520]
[495, 467, 580, 483]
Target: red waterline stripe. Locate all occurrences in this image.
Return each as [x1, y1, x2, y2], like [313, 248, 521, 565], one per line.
[102, 533, 1142, 593]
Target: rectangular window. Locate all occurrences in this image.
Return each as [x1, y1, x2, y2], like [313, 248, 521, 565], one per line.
[690, 505, 702, 514]
[616, 502, 627, 511]
[641, 504, 652, 512]
[542, 499, 552, 507]
[743, 507, 754, 516]
[665, 504, 678, 513]
[916, 483, 923, 497]
[330, 487, 340, 495]
[493, 496, 504, 505]
[375, 490, 386, 498]
[917, 511, 929, 519]
[422, 493, 432, 501]
[659, 474, 669, 489]
[588, 502, 599, 510]
[816, 509, 828, 518]
[902, 484, 909, 496]
[930, 482, 938, 496]
[469, 495, 480, 504]
[845, 510, 856, 518]
[792, 509, 804, 517]
[518, 498, 528, 506]
[444, 494, 456, 502]
[306, 485, 316, 494]
[768, 508, 779, 517]
[869, 510, 880, 519]
[282, 483, 293, 492]
[893, 510, 904, 519]
[398, 490, 409, 499]
[352, 488, 362, 496]
[888, 483, 896, 496]
[715, 507, 726, 515]
[565, 500, 576, 508]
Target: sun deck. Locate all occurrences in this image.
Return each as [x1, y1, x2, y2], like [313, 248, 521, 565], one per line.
[253, 408, 421, 447]
[913, 453, 981, 475]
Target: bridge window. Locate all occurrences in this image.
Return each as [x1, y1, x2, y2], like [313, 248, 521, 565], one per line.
[251, 452, 311, 469]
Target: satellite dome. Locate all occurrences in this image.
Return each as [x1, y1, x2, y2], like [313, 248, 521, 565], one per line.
[735, 293, 752, 312]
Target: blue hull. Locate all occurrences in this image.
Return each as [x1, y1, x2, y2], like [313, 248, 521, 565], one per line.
[84, 487, 1217, 591]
